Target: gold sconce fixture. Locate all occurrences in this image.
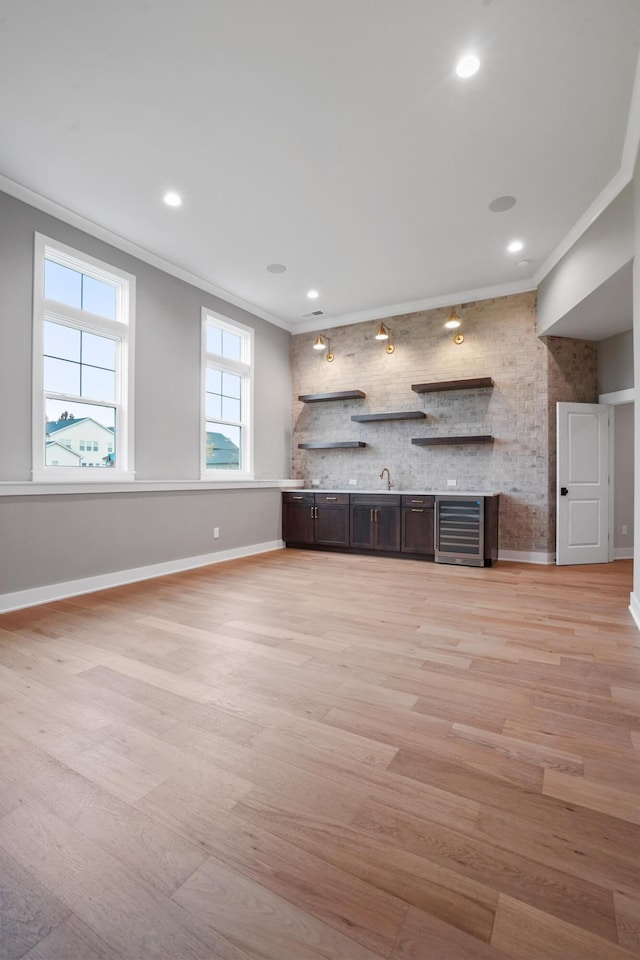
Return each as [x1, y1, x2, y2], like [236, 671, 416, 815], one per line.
[312, 334, 334, 362]
[445, 309, 464, 344]
[374, 322, 395, 354]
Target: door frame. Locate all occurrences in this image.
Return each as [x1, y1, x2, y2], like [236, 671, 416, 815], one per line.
[599, 388, 635, 562]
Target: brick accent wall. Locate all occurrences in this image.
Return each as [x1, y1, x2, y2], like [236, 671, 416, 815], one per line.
[291, 292, 596, 558]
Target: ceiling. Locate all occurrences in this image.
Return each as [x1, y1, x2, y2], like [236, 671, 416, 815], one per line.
[0, 0, 639, 333]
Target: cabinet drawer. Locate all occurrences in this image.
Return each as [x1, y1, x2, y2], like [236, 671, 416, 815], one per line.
[283, 492, 314, 504]
[401, 495, 434, 507]
[315, 493, 349, 505]
[350, 494, 401, 506]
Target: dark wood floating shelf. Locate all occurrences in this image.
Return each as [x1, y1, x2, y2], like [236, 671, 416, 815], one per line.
[351, 411, 427, 423]
[411, 377, 494, 394]
[298, 390, 366, 403]
[298, 441, 368, 449]
[411, 435, 494, 446]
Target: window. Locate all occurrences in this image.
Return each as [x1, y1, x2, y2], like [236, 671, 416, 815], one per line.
[201, 310, 253, 477]
[33, 235, 135, 480]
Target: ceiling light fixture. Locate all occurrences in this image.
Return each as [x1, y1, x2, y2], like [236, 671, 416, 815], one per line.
[163, 191, 182, 207]
[266, 263, 287, 274]
[444, 310, 461, 329]
[312, 334, 334, 362]
[307, 289, 319, 299]
[517, 259, 531, 268]
[507, 240, 524, 253]
[456, 54, 480, 79]
[374, 322, 395, 354]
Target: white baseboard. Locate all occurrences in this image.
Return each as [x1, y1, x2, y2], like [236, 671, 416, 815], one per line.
[629, 592, 640, 631]
[498, 550, 556, 565]
[613, 548, 634, 560]
[0, 540, 284, 614]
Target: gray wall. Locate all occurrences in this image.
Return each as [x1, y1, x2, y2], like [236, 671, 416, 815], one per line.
[537, 185, 634, 335]
[614, 402, 634, 552]
[0, 191, 292, 599]
[0, 489, 282, 595]
[598, 330, 635, 394]
[0, 190, 292, 482]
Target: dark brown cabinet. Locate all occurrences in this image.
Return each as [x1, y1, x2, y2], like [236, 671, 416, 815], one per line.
[283, 492, 497, 565]
[350, 495, 401, 551]
[401, 495, 434, 555]
[282, 492, 349, 548]
[282, 492, 315, 544]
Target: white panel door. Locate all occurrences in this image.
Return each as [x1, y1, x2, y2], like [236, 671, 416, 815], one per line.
[557, 402, 609, 565]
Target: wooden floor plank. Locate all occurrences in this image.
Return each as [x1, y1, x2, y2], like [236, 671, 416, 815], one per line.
[0, 552, 637, 959]
[491, 894, 637, 960]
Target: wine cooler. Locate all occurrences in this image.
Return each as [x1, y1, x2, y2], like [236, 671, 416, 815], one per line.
[435, 496, 490, 567]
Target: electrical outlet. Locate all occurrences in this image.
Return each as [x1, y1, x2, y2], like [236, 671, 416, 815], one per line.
[348, 478, 357, 485]
[447, 478, 457, 487]
[622, 525, 628, 536]
[311, 478, 320, 486]
[213, 527, 220, 539]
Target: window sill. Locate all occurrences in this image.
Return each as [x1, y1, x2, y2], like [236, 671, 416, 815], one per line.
[0, 479, 303, 497]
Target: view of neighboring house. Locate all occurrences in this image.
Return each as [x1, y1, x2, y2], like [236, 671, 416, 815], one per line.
[45, 417, 115, 467]
[205, 431, 239, 469]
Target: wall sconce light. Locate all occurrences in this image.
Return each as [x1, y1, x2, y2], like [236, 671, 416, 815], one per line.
[312, 334, 334, 361]
[444, 309, 464, 344]
[374, 322, 395, 354]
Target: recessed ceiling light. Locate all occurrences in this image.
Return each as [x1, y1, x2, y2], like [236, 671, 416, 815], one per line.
[507, 240, 524, 253]
[488, 195, 516, 213]
[307, 289, 319, 299]
[517, 259, 531, 268]
[456, 54, 480, 79]
[163, 191, 182, 207]
[266, 263, 287, 274]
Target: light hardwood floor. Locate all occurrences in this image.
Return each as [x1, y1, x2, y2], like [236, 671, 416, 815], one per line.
[0, 550, 639, 960]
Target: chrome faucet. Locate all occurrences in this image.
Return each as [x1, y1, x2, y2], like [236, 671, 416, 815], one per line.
[380, 467, 393, 491]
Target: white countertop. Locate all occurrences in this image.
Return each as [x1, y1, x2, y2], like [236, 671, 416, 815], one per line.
[284, 488, 500, 496]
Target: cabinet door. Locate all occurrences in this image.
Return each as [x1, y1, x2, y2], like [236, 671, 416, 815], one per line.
[350, 504, 375, 549]
[282, 502, 315, 544]
[375, 505, 401, 551]
[402, 507, 434, 555]
[315, 504, 349, 547]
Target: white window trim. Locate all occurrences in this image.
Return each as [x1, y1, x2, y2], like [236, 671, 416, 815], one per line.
[32, 234, 135, 482]
[201, 308, 254, 480]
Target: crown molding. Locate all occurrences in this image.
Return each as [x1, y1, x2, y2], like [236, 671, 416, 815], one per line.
[0, 173, 292, 333]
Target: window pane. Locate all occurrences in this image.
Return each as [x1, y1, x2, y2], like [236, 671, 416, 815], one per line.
[206, 393, 222, 419]
[44, 356, 80, 395]
[44, 260, 82, 308]
[205, 423, 241, 470]
[222, 330, 241, 361]
[82, 275, 116, 320]
[206, 368, 222, 394]
[222, 371, 241, 399]
[222, 396, 241, 421]
[45, 399, 116, 468]
[82, 331, 116, 370]
[81, 365, 115, 401]
[206, 325, 223, 356]
[44, 321, 81, 362]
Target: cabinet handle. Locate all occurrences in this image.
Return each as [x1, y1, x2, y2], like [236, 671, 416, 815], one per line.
[293, 496, 303, 500]
[315, 506, 318, 519]
[410, 499, 424, 504]
[411, 508, 424, 513]
[375, 509, 379, 522]
[325, 496, 337, 501]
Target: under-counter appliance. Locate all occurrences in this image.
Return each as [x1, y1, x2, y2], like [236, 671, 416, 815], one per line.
[435, 496, 497, 567]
